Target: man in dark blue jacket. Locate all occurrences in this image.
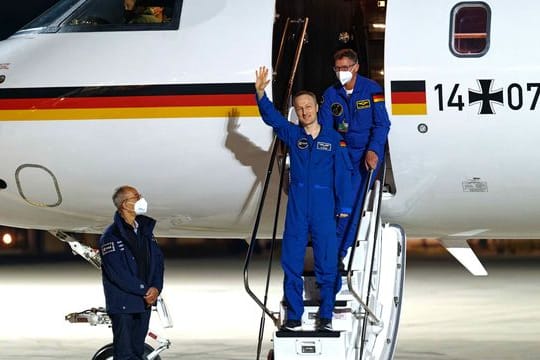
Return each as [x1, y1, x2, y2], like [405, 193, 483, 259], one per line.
[99, 185, 164, 359]
[256, 66, 353, 331]
[319, 48, 391, 266]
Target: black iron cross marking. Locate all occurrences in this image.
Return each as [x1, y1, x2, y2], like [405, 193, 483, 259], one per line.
[468, 79, 504, 115]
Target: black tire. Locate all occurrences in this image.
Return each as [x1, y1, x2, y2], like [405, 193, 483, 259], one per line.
[92, 342, 160, 360]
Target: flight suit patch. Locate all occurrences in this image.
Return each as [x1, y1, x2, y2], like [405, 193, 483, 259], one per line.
[101, 242, 115, 255]
[297, 138, 309, 149]
[356, 99, 371, 109]
[331, 102, 343, 116]
[337, 120, 349, 133]
[317, 142, 332, 151]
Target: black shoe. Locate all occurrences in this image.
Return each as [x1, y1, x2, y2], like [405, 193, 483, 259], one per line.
[281, 319, 302, 331]
[338, 257, 345, 272]
[318, 318, 333, 332]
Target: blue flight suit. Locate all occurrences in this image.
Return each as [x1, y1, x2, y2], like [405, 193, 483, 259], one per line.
[257, 92, 353, 321]
[100, 212, 164, 360]
[320, 76, 391, 259]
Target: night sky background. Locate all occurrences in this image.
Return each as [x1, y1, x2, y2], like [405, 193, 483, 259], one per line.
[1, 1, 60, 40]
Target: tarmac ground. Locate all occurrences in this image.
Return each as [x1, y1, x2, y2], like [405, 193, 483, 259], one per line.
[0, 255, 538, 359]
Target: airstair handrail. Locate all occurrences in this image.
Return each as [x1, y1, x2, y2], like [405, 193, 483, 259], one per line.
[242, 134, 281, 325]
[358, 156, 388, 359]
[345, 149, 388, 327]
[345, 169, 383, 325]
[273, 17, 290, 79]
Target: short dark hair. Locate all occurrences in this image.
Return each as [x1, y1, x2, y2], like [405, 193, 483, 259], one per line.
[334, 48, 358, 64]
[293, 90, 317, 104]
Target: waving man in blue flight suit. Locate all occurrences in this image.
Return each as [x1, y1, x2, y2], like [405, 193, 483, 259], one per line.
[256, 66, 353, 332]
[319, 48, 391, 267]
[99, 185, 164, 360]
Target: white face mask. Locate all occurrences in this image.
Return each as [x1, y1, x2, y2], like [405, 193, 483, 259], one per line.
[337, 71, 353, 86]
[133, 197, 148, 215]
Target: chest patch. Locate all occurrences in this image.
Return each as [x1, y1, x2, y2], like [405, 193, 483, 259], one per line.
[356, 99, 371, 109]
[317, 142, 332, 151]
[337, 120, 349, 133]
[331, 102, 344, 116]
[297, 138, 309, 149]
[101, 242, 115, 256]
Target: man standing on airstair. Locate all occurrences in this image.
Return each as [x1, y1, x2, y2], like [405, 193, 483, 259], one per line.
[255, 66, 353, 331]
[319, 48, 391, 268]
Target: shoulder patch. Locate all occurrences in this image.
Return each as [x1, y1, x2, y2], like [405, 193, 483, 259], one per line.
[101, 242, 115, 255]
[339, 140, 347, 147]
[372, 92, 385, 103]
[331, 102, 344, 116]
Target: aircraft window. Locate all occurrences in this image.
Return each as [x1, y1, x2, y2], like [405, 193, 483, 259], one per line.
[19, 0, 83, 33]
[18, 0, 181, 34]
[450, 3, 491, 57]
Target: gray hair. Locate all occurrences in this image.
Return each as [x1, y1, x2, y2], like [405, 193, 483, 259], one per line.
[334, 48, 358, 64]
[112, 185, 133, 209]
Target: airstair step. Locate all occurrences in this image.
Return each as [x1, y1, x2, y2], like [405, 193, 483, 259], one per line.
[302, 300, 348, 307]
[275, 330, 341, 338]
[273, 330, 347, 359]
[302, 270, 352, 277]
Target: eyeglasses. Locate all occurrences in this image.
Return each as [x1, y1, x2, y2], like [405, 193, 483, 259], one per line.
[333, 63, 357, 72]
[124, 193, 142, 203]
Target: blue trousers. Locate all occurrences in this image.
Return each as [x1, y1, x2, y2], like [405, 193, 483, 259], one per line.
[110, 310, 151, 360]
[281, 188, 338, 321]
[337, 161, 381, 259]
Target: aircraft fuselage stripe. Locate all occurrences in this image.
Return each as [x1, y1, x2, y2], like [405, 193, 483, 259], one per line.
[0, 82, 259, 120]
[0, 106, 260, 121]
[391, 91, 426, 104]
[0, 94, 255, 110]
[390, 80, 426, 92]
[391, 103, 427, 115]
[0, 83, 255, 99]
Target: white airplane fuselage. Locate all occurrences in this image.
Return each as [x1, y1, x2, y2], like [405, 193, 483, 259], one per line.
[384, 0, 540, 239]
[0, 0, 538, 241]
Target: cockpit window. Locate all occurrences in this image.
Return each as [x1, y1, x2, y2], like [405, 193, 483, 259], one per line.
[19, 0, 83, 33]
[18, 0, 181, 34]
[450, 2, 490, 57]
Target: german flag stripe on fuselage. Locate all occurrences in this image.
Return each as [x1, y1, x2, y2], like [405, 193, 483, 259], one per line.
[0, 83, 259, 121]
[390, 80, 427, 115]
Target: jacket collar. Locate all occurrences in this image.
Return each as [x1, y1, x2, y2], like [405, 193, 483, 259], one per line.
[113, 211, 156, 239]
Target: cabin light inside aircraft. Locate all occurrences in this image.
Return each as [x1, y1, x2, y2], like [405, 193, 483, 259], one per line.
[377, 1, 386, 8]
[2, 233, 13, 246]
[372, 23, 386, 30]
[379, 69, 384, 76]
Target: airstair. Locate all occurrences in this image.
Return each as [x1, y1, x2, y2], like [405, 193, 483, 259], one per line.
[243, 17, 406, 360]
